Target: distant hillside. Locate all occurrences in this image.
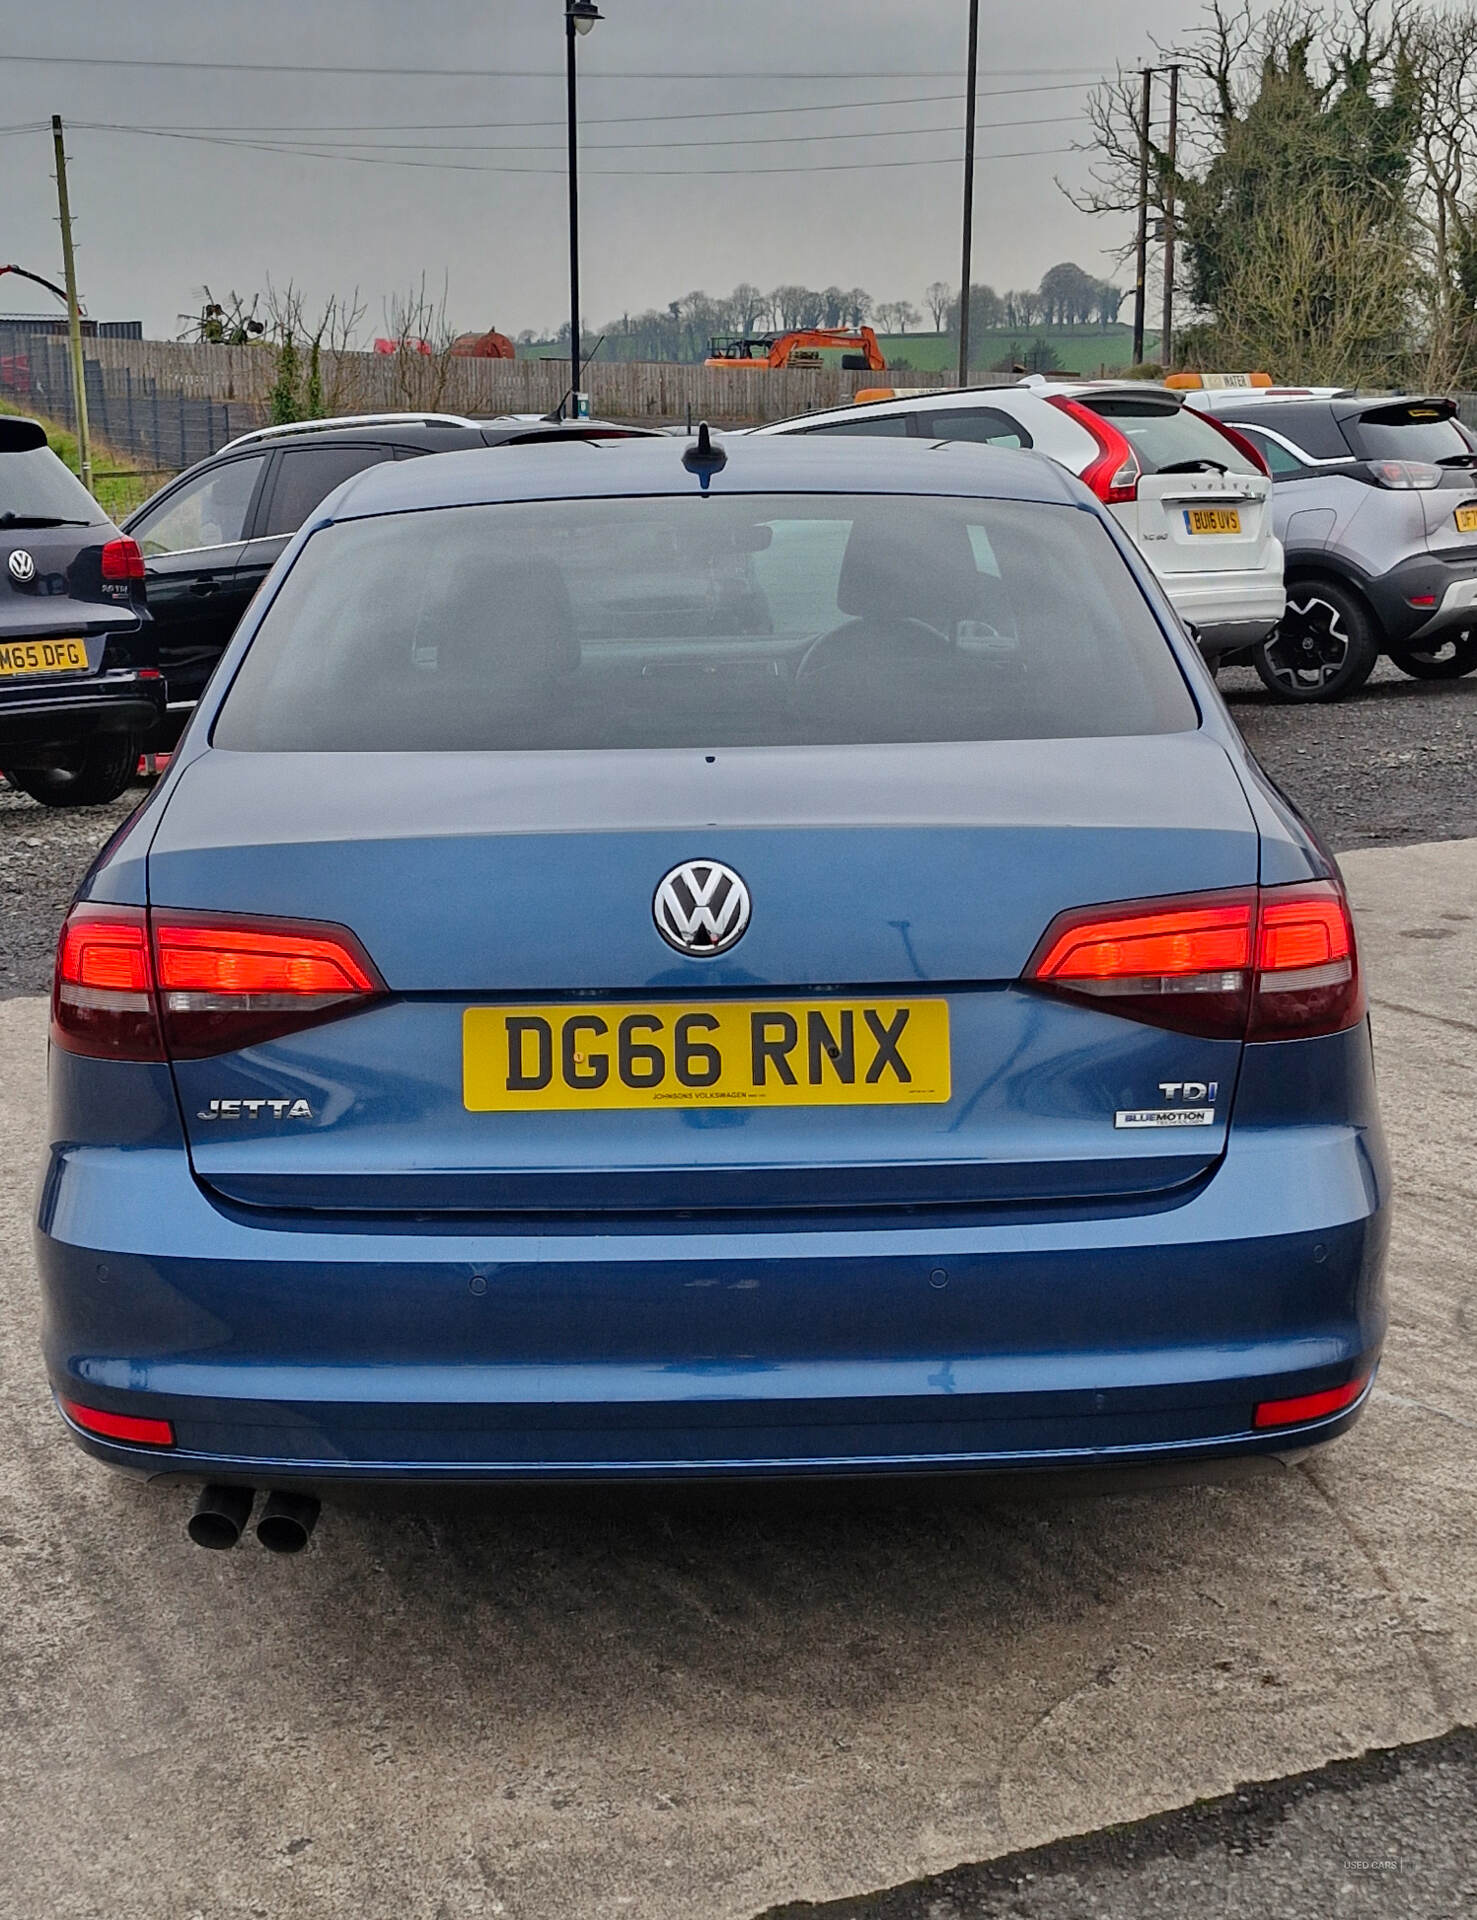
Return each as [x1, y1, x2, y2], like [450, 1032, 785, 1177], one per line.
[876, 327, 1163, 377]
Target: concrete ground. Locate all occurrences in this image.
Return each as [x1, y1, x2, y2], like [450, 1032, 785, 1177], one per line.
[0, 839, 1473, 1920]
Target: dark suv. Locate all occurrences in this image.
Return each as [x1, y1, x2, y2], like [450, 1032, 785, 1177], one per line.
[123, 412, 655, 734]
[0, 416, 160, 806]
[1188, 390, 1477, 699]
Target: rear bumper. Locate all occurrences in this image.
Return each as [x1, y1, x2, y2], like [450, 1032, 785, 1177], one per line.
[36, 1033, 1391, 1483]
[1360, 552, 1477, 644]
[0, 674, 163, 757]
[1158, 571, 1286, 655]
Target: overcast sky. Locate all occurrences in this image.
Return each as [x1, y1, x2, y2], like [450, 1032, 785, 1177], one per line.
[1, 0, 1192, 340]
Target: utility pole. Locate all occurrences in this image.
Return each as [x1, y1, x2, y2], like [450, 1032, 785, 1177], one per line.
[1131, 68, 1152, 368]
[957, 0, 980, 386]
[52, 114, 92, 493]
[1160, 63, 1180, 370]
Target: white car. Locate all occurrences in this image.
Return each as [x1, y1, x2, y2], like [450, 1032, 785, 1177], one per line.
[754, 380, 1285, 659]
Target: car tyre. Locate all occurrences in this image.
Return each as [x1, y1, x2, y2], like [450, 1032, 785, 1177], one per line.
[1386, 631, 1477, 679]
[1253, 580, 1380, 702]
[1, 732, 140, 808]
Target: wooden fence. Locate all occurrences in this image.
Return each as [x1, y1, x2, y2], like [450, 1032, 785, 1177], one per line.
[68, 336, 953, 427]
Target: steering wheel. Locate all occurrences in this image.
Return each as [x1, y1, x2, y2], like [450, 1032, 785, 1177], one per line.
[796, 616, 954, 679]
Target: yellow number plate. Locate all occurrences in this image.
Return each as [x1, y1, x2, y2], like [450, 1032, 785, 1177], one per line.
[1185, 508, 1242, 535]
[464, 999, 951, 1112]
[0, 637, 89, 678]
[1454, 505, 1477, 533]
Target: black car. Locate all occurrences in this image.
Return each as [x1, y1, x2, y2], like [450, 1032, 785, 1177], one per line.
[122, 412, 656, 734]
[0, 416, 160, 806]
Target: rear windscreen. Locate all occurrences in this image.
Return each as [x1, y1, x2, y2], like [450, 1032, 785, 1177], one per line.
[1086, 396, 1261, 477]
[1341, 403, 1476, 463]
[213, 493, 1196, 752]
[0, 445, 109, 524]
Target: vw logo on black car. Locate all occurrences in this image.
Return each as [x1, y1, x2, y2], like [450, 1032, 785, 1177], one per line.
[7, 548, 36, 583]
[653, 859, 751, 955]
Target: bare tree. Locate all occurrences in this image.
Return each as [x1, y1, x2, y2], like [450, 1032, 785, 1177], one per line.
[368, 274, 455, 412]
[925, 280, 953, 331]
[1406, 5, 1477, 387]
[729, 282, 768, 333]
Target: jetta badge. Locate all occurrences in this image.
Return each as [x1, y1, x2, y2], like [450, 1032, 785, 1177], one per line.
[196, 1098, 314, 1121]
[653, 859, 751, 956]
[7, 549, 36, 583]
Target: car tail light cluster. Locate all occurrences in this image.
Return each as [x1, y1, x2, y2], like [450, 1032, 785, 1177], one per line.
[1024, 879, 1362, 1040]
[1366, 459, 1443, 490]
[1045, 396, 1141, 503]
[99, 537, 146, 581]
[52, 904, 384, 1060]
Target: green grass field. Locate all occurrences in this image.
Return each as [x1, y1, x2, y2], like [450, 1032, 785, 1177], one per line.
[876, 327, 1163, 377]
[0, 397, 161, 520]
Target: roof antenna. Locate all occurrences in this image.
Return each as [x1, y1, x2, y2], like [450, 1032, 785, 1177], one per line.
[683, 420, 727, 481]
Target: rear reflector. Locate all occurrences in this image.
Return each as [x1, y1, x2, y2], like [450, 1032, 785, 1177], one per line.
[1024, 879, 1362, 1041]
[1253, 1374, 1370, 1429]
[52, 905, 384, 1061]
[60, 1398, 175, 1446]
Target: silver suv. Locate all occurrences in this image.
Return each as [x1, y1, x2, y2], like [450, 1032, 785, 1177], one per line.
[1186, 390, 1477, 699]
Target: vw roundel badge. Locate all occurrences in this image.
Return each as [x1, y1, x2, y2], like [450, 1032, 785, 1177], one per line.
[653, 860, 751, 956]
[7, 549, 36, 584]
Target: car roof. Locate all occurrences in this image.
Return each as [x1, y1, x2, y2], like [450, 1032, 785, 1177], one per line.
[216, 414, 652, 454]
[757, 380, 1178, 435]
[323, 431, 1084, 520]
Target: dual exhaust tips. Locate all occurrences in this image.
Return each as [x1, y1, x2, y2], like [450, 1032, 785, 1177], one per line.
[187, 1485, 320, 1554]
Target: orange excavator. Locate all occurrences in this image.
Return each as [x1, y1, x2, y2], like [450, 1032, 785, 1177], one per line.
[705, 326, 886, 372]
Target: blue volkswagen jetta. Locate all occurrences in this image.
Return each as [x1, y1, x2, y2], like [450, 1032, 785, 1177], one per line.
[37, 430, 1388, 1551]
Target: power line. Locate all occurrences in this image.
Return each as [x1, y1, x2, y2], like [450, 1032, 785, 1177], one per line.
[67, 121, 1080, 176]
[65, 80, 1098, 136]
[0, 50, 1108, 80]
[79, 112, 1085, 156]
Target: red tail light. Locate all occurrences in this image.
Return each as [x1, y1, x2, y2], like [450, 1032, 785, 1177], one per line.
[1024, 880, 1363, 1041]
[1253, 1373, 1369, 1429]
[61, 1398, 175, 1446]
[1045, 396, 1141, 503]
[152, 911, 383, 1057]
[100, 537, 145, 582]
[1248, 883, 1360, 1040]
[1199, 413, 1271, 477]
[53, 904, 163, 1059]
[52, 905, 384, 1061]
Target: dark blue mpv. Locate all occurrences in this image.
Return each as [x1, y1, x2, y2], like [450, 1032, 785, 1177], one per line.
[36, 432, 1389, 1539]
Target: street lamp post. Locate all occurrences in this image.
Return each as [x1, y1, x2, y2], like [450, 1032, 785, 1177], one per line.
[957, 0, 980, 387]
[565, 0, 602, 417]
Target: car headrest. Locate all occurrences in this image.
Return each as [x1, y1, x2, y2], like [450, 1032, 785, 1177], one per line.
[424, 558, 578, 680]
[835, 510, 984, 628]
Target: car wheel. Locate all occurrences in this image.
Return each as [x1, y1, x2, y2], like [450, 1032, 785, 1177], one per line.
[1253, 581, 1380, 702]
[1386, 631, 1477, 679]
[0, 732, 141, 808]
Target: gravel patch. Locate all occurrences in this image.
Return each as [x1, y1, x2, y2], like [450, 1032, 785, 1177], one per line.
[1, 662, 1474, 996]
[0, 781, 140, 996]
[1223, 658, 1477, 849]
